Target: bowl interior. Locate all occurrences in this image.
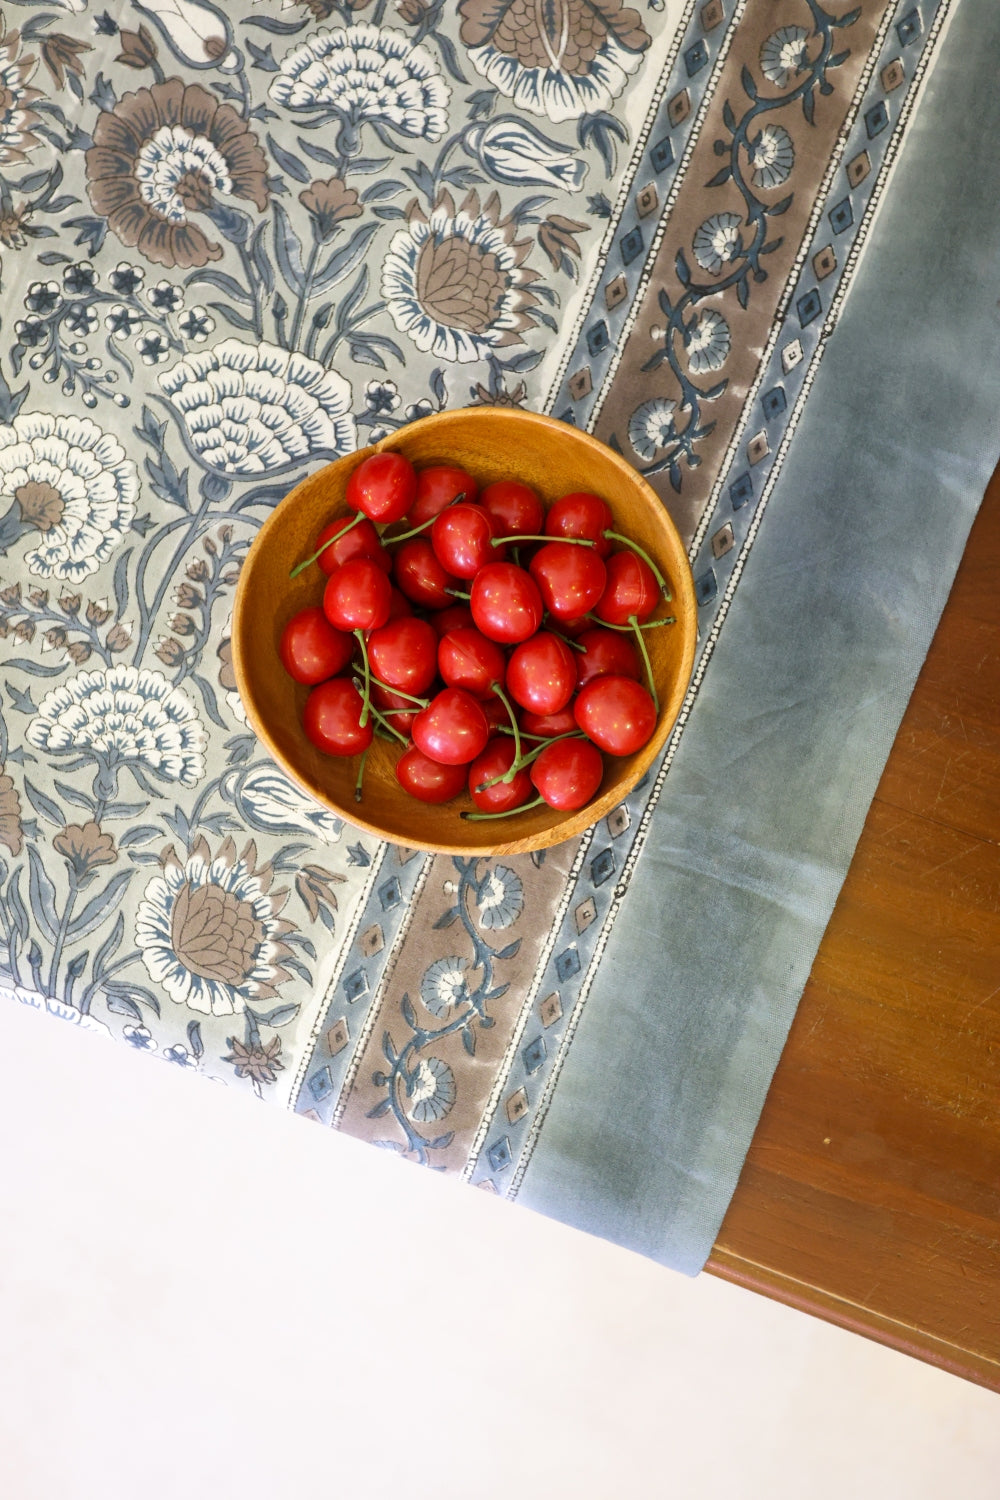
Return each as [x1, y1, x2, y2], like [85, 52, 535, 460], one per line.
[232, 408, 697, 855]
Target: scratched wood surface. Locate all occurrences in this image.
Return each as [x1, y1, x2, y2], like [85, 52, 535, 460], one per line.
[709, 463, 1000, 1392]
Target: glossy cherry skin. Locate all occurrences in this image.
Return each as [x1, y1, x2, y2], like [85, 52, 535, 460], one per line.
[479, 480, 545, 539]
[468, 738, 534, 813]
[315, 515, 391, 577]
[505, 630, 577, 715]
[367, 616, 438, 696]
[429, 603, 474, 638]
[528, 540, 606, 620]
[530, 738, 604, 810]
[575, 627, 641, 688]
[432, 503, 503, 578]
[395, 745, 467, 804]
[371, 682, 417, 735]
[409, 465, 478, 526]
[438, 627, 506, 700]
[574, 675, 657, 755]
[594, 551, 659, 625]
[470, 563, 543, 644]
[345, 450, 416, 523]
[303, 678, 373, 757]
[279, 607, 353, 685]
[393, 538, 460, 610]
[545, 492, 614, 557]
[519, 705, 579, 738]
[323, 557, 392, 632]
[412, 688, 490, 766]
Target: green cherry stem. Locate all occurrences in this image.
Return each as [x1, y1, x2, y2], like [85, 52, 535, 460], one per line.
[601, 530, 672, 600]
[491, 533, 594, 548]
[381, 498, 462, 547]
[446, 588, 471, 600]
[476, 730, 584, 792]
[490, 681, 521, 778]
[354, 629, 372, 727]
[589, 614, 675, 631]
[289, 510, 364, 579]
[462, 794, 546, 821]
[545, 622, 587, 652]
[354, 745, 370, 803]
[351, 664, 429, 708]
[367, 702, 408, 745]
[629, 613, 659, 716]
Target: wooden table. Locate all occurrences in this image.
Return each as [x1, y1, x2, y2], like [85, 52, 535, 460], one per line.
[709, 464, 1000, 1393]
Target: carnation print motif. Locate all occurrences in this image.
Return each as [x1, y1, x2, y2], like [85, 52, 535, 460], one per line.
[0, 21, 43, 166]
[458, 0, 650, 123]
[85, 79, 269, 269]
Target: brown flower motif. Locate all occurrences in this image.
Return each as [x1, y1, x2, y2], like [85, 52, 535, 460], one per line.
[217, 637, 237, 692]
[382, 189, 540, 363]
[0, 202, 32, 249]
[471, 379, 528, 407]
[40, 33, 92, 92]
[224, 1035, 284, 1086]
[0, 766, 23, 857]
[53, 822, 117, 879]
[295, 864, 345, 924]
[136, 837, 294, 1016]
[0, 23, 43, 166]
[298, 177, 362, 241]
[538, 213, 588, 274]
[116, 26, 158, 72]
[458, 0, 650, 123]
[85, 79, 270, 269]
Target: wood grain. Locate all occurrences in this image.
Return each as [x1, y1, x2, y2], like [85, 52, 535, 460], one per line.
[709, 465, 1000, 1392]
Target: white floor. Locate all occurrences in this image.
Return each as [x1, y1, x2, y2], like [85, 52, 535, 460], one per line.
[1, 997, 997, 1500]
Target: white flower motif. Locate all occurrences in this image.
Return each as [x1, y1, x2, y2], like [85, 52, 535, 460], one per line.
[463, 117, 587, 191]
[135, 330, 171, 366]
[748, 124, 795, 190]
[692, 212, 744, 275]
[628, 398, 677, 461]
[147, 279, 184, 313]
[134, 125, 233, 225]
[135, 837, 293, 1017]
[123, 1023, 156, 1051]
[159, 339, 356, 474]
[0, 412, 138, 582]
[407, 1056, 456, 1123]
[382, 192, 539, 364]
[685, 308, 731, 375]
[759, 26, 809, 88]
[364, 379, 401, 414]
[26, 665, 207, 788]
[233, 765, 343, 843]
[475, 864, 523, 930]
[163, 1043, 199, 1068]
[420, 955, 473, 1017]
[270, 25, 449, 143]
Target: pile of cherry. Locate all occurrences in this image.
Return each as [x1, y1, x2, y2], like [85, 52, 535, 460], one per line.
[279, 450, 674, 821]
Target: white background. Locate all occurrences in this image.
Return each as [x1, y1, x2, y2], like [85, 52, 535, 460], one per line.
[1, 996, 997, 1500]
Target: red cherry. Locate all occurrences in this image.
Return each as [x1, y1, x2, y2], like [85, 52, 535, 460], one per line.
[482, 695, 512, 737]
[395, 745, 467, 803]
[530, 738, 604, 810]
[528, 540, 606, 619]
[438, 627, 506, 700]
[279, 607, 353, 685]
[505, 631, 577, 715]
[303, 678, 373, 757]
[371, 682, 417, 735]
[323, 557, 392, 632]
[409, 465, 478, 525]
[594, 551, 659, 625]
[345, 450, 416, 523]
[412, 688, 490, 766]
[431, 503, 503, 578]
[315, 515, 391, 577]
[468, 738, 534, 813]
[470, 562, 543, 644]
[479, 480, 544, 538]
[386, 586, 412, 621]
[519, 705, 578, 738]
[574, 675, 657, 755]
[545, 492, 614, 557]
[393, 538, 460, 610]
[575, 626, 641, 688]
[367, 616, 438, 696]
[429, 603, 474, 638]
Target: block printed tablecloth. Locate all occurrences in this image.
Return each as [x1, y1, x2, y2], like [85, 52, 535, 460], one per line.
[1, 0, 998, 1272]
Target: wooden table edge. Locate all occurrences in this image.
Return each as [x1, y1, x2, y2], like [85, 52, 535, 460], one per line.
[707, 1247, 1000, 1394]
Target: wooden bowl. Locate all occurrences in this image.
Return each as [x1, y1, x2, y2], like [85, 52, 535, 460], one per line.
[232, 407, 697, 855]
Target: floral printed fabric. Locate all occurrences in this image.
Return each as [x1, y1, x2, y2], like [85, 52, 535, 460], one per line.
[0, 0, 973, 1261]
